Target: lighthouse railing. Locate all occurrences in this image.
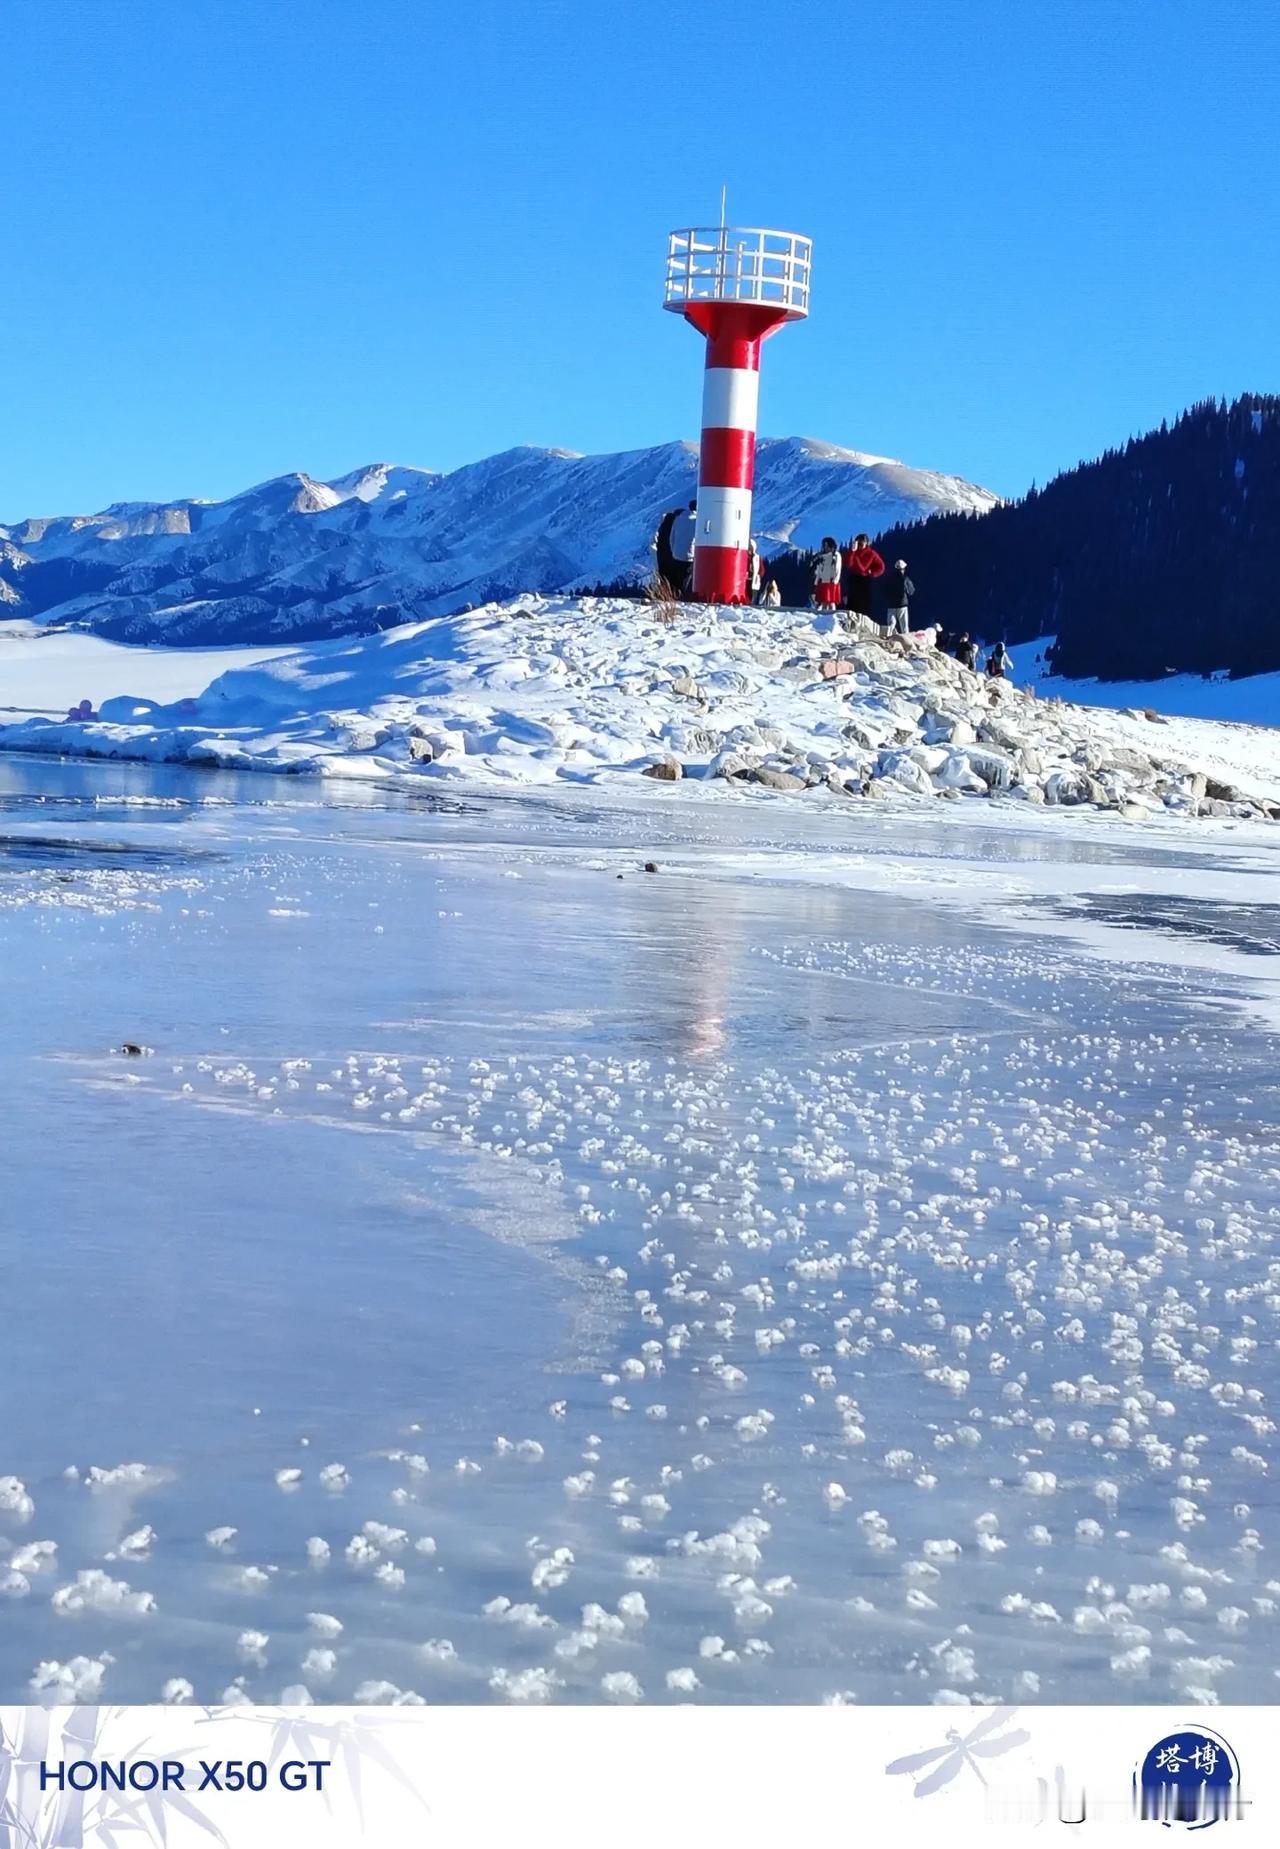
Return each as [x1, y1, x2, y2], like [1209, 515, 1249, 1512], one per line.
[664, 227, 812, 318]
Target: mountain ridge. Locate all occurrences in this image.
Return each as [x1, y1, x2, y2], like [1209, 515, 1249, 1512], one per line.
[0, 437, 996, 646]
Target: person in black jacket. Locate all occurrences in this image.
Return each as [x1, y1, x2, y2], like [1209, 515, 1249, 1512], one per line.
[955, 633, 980, 671]
[884, 559, 914, 635]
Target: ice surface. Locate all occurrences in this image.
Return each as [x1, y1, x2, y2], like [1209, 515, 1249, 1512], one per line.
[1, 754, 1278, 1705]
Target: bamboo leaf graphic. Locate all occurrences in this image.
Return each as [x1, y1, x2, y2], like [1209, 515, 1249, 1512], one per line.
[159, 1790, 228, 1846]
[349, 1726, 430, 1813]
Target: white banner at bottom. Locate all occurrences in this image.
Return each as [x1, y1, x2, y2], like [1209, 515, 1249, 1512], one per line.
[0, 1704, 1268, 1844]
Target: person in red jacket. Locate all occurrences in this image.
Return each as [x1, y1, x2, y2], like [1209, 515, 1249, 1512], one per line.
[842, 533, 885, 625]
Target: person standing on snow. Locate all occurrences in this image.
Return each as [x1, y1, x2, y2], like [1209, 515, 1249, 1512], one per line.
[659, 500, 696, 597]
[884, 559, 914, 635]
[761, 578, 782, 609]
[653, 506, 679, 593]
[955, 633, 980, 671]
[842, 532, 885, 623]
[986, 641, 1012, 679]
[746, 539, 764, 605]
[812, 537, 843, 609]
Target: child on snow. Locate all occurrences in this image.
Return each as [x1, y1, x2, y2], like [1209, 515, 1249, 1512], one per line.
[761, 578, 782, 609]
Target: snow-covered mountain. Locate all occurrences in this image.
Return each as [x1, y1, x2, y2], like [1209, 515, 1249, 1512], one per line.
[0, 439, 996, 646]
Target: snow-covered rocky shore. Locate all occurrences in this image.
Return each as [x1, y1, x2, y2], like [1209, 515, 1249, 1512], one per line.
[2, 597, 1277, 822]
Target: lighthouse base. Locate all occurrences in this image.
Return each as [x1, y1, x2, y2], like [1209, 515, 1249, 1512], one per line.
[692, 545, 749, 605]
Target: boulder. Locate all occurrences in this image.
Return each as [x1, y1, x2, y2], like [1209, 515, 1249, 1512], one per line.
[876, 750, 935, 796]
[965, 746, 1017, 793]
[750, 767, 807, 793]
[642, 758, 683, 781]
[707, 749, 753, 781]
[935, 750, 988, 795]
[669, 674, 702, 700]
[842, 716, 884, 751]
[910, 744, 950, 777]
[1205, 776, 1238, 803]
[1043, 768, 1091, 806]
[977, 716, 1022, 752]
[407, 735, 434, 763]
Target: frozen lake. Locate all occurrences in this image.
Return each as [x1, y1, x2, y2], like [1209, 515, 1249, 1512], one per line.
[1, 754, 1278, 1707]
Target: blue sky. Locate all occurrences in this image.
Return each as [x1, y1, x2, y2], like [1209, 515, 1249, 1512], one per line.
[3, 0, 1276, 517]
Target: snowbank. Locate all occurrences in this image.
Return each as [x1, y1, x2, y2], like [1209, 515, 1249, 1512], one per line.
[1009, 637, 1280, 729]
[1, 597, 1277, 823]
[0, 622, 292, 722]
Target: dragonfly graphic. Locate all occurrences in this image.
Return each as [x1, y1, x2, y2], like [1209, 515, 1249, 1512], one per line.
[885, 1706, 1031, 1798]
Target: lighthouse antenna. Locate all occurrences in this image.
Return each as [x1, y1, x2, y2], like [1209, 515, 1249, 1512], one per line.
[719, 184, 727, 228]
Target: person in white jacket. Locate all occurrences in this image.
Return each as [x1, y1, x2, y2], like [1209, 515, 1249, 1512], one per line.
[812, 536, 842, 609]
[761, 578, 782, 609]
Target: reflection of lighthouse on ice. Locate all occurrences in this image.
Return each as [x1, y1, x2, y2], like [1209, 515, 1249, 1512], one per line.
[664, 222, 811, 605]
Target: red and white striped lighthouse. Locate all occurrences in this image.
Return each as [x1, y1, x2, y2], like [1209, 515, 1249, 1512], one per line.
[664, 225, 812, 605]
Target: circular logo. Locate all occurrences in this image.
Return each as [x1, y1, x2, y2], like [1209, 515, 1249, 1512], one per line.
[1136, 1728, 1240, 1829]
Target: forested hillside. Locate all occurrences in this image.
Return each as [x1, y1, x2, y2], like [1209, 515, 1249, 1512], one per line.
[773, 395, 1279, 682]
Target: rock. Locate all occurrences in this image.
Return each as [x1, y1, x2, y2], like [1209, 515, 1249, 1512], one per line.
[1204, 776, 1238, 803]
[749, 767, 807, 793]
[643, 862, 659, 874]
[708, 749, 752, 780]
[683, 728, 720, 754]
[977, 716, 1021, 752]
[876, 751, 935, 796]
[1189, 772, 1207, 805]
[1043, 768, 1091, 806]
[842, 717, 884, 751]
[909, 744, 950, 777]
[1119, 802, 1148, 821]
[1105, 748, 1158, 780]
[408, 735, 434, 763]
[964, 746, 1017, 793]
[1018, 744, 1043, 777]
[1199, 798, 1235, 818]
[945, 717, 976, 748]
[1084, 775, 1111, 807]
[669, 675, 701, 700]
[1015, 784, 1046, 805]
[345, 723, 393, 752]
[1143, 708, 1171, 724]
[935, 750, 988, 795]
[642, 759, 682, 781]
